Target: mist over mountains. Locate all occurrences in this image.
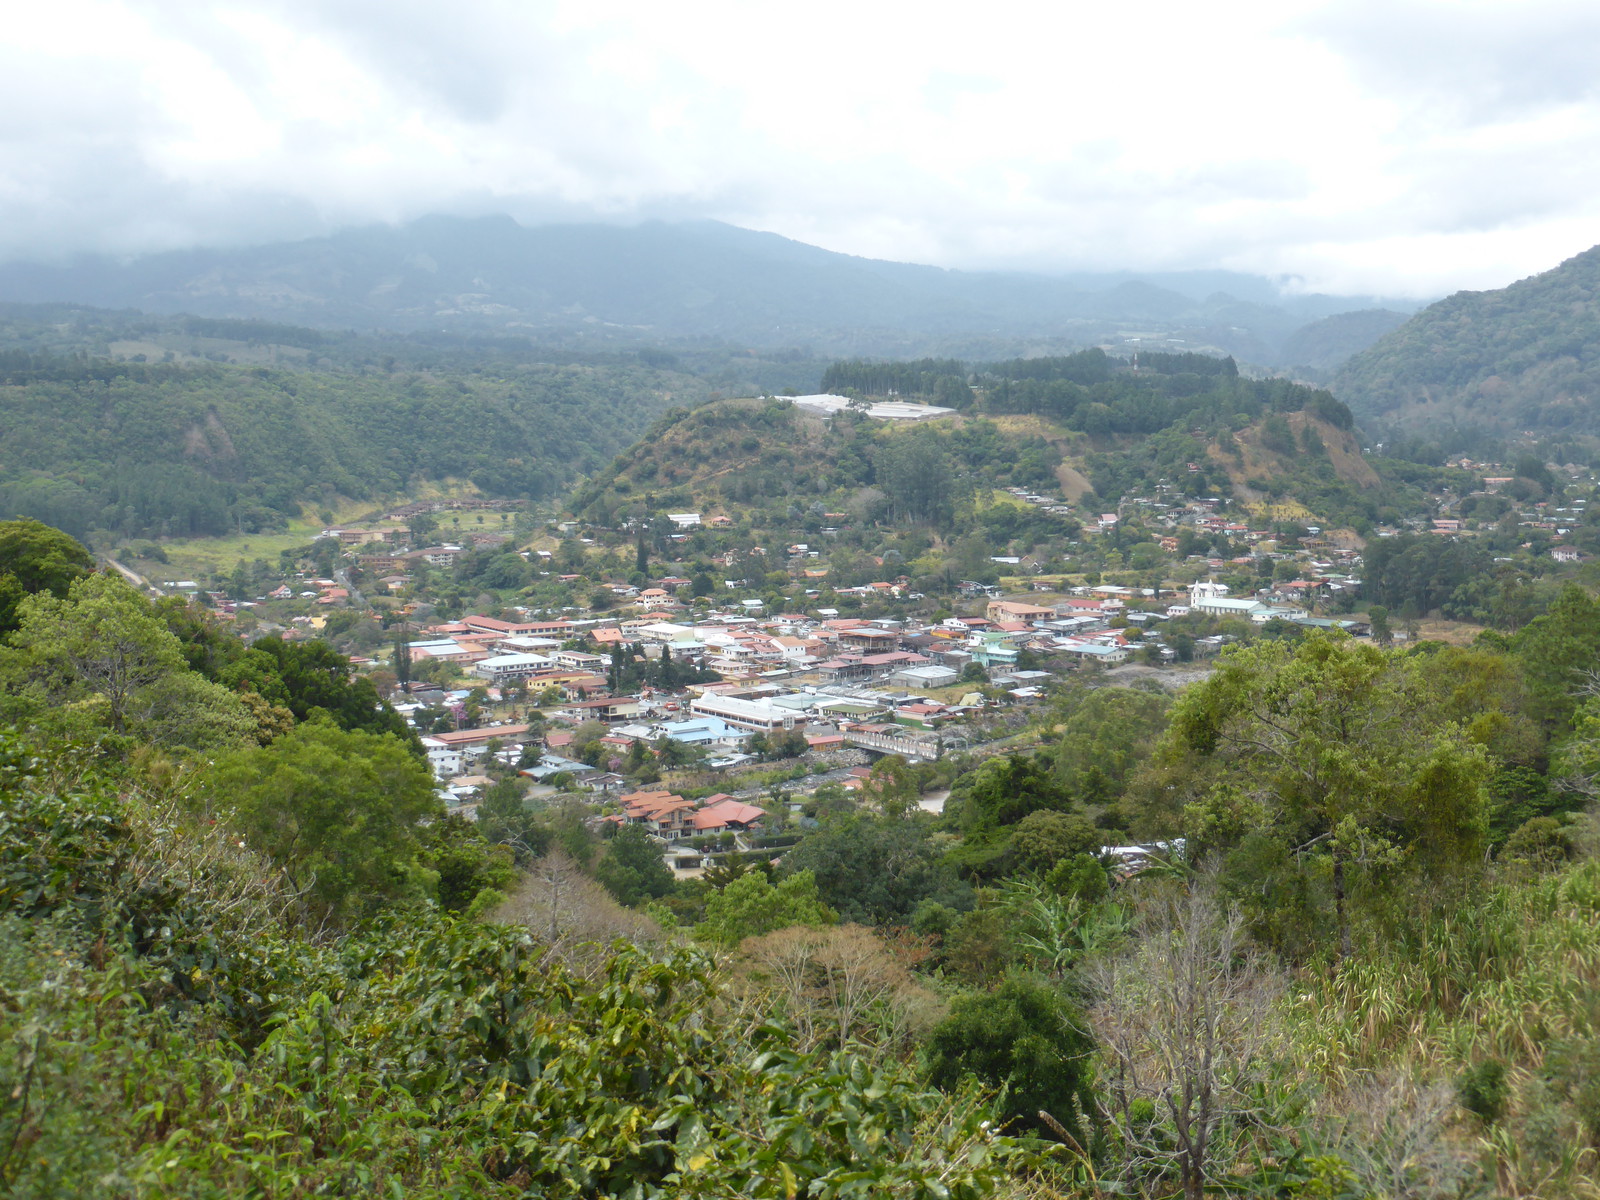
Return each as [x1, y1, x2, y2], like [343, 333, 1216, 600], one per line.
[0, 215, 1419, 368]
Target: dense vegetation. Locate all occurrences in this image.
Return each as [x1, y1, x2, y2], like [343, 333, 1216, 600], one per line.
[1334, 242, 1600, 437]
[1278, 307, 1412, 375]
[0, 350, 705, 538]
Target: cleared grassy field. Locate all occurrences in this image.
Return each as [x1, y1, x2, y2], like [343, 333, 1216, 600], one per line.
[145, 484, 500, 579]
[155, 522, 328, 578]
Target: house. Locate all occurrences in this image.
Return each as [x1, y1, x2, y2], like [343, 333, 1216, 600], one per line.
[894, 702, 951, 729]
[420, 737, 464, 779]
[617, 790, 699, 841]
[691, 798, 766, 836]
[835, 626, 899, 653]
[474, 652, 555, 681]
[464, 614, 564, 638]
[1062, 642, 1131, 665]
[635, 588, 681, 610]
[407, 639, 480, 663]
[559, 696, 643, 724]
[619, 716, 750, 748]
[412, 545, 467, 567]
[426, 724, 534, 754]
[966, 630, 1021, 668]
[552, 649, 606, 671]
[520, 754, 597, 782]
[985, 600, 1055, 623]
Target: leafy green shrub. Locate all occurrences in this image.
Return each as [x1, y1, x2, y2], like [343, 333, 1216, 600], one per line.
[1457, 1058, 1510, 1123]
[924, 973, 1096, 1142]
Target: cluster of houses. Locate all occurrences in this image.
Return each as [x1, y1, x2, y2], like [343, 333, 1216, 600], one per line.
[397, 573, 1380, 815]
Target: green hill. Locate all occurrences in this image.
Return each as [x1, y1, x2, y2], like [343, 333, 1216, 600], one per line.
[1332, 244, 1600, 434]
[1280, 308, 1411, 375]
[570, 397, 1061, 535]
[576, 351, 1415, 539]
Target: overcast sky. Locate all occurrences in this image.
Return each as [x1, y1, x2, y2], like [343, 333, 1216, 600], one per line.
[6, 0, 1600, 296]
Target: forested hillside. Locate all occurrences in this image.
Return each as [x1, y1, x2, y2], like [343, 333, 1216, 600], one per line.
[592, 350, 1416, 540]
[1333, 243, 1600, 435]
[571, 397, 1066, 535]
[0, 301, 833, 397]
[1278, 307, 1411, 375]
[0, 351, 706, 538]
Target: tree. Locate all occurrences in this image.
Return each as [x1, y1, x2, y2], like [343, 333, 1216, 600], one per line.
[1511, 584, 1600, 729]
[1, 572, 256, 750]
[1048, 685, 1170, 805]
[861, 756, 921, 818]
[695, 869, 836, 947]
[1367, 604, 1392, 647]
[408, 510, 439, 545]
[245, 637, 417, 748]
[1164, 632, 1491, 958]
[205, 720, 442, 924]
[476, 776, 550, 863]
[956, 752, 1071, 832]
[3, 573, 182, 734]
[780, 814, 971, 925]
[1091, 886, 1283, 1200]
[393, 629, 412, 686]
[494, 849, 660, 969]
[594, 823, 675, 907]
[1010, 809, 1099, 874]
[0, 517, 95, 635]
[877, 431, 957, 524]
[734, 923, 932, 1053]
[925, 973, 1097, 1143]
[421, 814, 518, 915]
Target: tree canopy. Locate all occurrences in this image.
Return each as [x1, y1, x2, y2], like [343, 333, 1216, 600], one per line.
[1165, 632, 1491, 957]
[203, 720, 442, 924]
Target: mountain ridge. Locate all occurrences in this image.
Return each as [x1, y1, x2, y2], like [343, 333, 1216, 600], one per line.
[0, 214, 1420, 366]
[1331, 243, 1600, 437]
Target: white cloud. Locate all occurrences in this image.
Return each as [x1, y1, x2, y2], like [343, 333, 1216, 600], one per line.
[2, 0, 1598, 295]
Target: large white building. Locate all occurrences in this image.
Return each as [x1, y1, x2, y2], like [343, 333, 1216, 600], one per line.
[1189, 580, 1266, 619]
[689, 692, 802, 733]
[474, 652, 554, 681]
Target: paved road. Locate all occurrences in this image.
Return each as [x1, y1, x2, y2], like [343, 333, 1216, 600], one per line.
[334, 567, 366, 608]
[104, 558, 163, 598]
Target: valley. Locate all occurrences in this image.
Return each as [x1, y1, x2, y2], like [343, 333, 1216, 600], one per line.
[7, 228, 1600, 1200]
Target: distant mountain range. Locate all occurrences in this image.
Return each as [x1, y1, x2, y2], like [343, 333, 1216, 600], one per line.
[0, 215, 1418, 367]
[1332, 244, 1600, 438]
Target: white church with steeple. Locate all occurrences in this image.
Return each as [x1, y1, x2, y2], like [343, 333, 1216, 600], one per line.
[1188, 579, 1260, 616]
